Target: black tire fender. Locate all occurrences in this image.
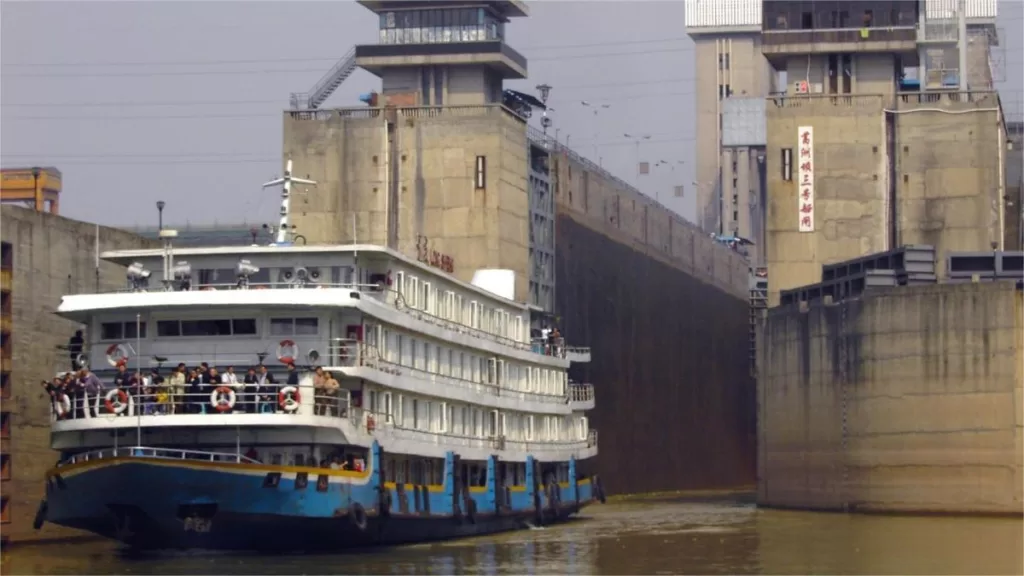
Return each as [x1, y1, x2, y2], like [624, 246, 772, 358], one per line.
[349, 502, 368, 532]
[33, 500, 48, 530]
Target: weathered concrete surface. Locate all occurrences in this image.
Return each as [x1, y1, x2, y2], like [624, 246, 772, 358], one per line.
[0, 205, 157, 543]
[550, 149, 750, 300]
[558, 214, 755, 495]
[894, 91, 1003, 268]
[285, 106, 530, 302]
[552, 150, 754, 495]
[757, 282, 1024, 514]
[765, 93, 890, 306]
[765, 86, 1004, 304]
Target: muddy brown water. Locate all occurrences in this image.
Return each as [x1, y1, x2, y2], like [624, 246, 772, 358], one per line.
[3, 495, 1021, 575]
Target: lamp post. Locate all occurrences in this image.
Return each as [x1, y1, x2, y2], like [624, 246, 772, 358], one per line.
[581, 100, 611, 162]
[156, 200, 166, 230]
[624, 133, 652, 188]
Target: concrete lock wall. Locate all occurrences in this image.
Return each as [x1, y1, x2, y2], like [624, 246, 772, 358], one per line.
[0, 205, 159, 543]
[758, 282, 1024, 514]
[894, 92, 1003, 265]
[550, 152, 756, 495]
[285, 107, 530, 302]
[550, 150, 750, 298]
[765, 95, 890, 306]
[765, 91, 1004, 305]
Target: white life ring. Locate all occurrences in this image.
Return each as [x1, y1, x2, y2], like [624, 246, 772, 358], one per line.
[106, 343, 130, 367]
[278, 386, 300, 412]
[54, 394, 72, 416]
[209, 386, 236, 412]
[277, 340, 298, 365]
[104, 389, 130, 414]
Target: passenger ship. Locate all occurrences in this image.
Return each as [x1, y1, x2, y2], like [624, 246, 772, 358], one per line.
[37, 168, 601, 551]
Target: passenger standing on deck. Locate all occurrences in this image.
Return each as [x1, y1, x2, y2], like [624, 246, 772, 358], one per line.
[77, 368, 103, 417]
[67, 330, 84, 371]
[168, 364, 186, 414]
[550, 327, 562, 357]
[285, 362, 299, 386]
[243, 367, 259, 412]
[312, 366, 326, 415]
[255, 364, 276, 412]
[187, 368, 204, 413]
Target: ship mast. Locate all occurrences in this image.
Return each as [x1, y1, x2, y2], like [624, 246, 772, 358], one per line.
[261, 159, 317, 244]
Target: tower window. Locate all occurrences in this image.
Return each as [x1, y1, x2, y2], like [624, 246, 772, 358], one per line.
[781, 148, 793, 182]
[475, 156, 487, 189]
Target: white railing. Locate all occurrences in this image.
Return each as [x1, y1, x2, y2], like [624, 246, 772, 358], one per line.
[568, 382, 595, 404]
[51, 390, 598, 455]
[392, 292, 533, 352]
[49, 385, 351, 421]
[529, 337, 590, 360]
[349, 408, 599, 454]
[87, 281, 552, 358]
[57, 446, 260, 467]
[337, 340, 570, 405]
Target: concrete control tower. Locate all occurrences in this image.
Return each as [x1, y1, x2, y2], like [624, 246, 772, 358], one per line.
[285, 0, 535, 302]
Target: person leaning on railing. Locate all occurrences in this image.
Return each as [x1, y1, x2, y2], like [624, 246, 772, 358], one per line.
[167, 364, 186, 415]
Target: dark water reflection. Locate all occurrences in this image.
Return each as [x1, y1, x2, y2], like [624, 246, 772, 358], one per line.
[3, 496, 1021, 575]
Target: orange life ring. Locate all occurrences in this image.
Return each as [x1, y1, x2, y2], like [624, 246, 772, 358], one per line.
[105, 389, 129, 414]
[278, 387, 301, 411]
[277, 339, 297, 364]
[212, 386, 236, 412]
[105, 343, 130, 367]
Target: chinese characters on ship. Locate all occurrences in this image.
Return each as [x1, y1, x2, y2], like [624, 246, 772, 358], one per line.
[797, 126, 815, 233]
[415, 234, 455, 274]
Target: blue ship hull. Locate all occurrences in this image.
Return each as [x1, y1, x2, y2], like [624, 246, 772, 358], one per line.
[41, 443, 602, 551]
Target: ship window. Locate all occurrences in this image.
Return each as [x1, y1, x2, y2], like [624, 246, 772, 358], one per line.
[157, 318, 257, 337]
[157, 320, 180, 337]
[100, 321, 147, 341]
[232, 319, 257, 335]
[182, 320, 230, 337]
[270, 317, 319, 336]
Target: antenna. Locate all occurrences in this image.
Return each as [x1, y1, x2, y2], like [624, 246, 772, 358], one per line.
[262, 159, 317, 244]
[536, 84, 553, 137]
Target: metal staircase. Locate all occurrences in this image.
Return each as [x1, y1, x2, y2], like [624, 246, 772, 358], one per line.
[289, 48, 357, 110]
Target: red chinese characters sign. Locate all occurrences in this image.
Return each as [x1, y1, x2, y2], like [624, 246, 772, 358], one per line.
[416, 235, 455, 274]
[797, 126, 814, 233]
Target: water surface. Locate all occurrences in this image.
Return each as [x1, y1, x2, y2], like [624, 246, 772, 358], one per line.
[3, 495, 1021, 575]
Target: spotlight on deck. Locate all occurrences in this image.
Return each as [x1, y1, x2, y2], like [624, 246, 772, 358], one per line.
[126, 262, 152, 291]
[236, 259, 260, 289]
[171, 261, 192, 291]
[306, 349, 320, 364]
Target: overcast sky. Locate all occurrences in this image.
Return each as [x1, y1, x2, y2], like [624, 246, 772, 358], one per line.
[2, 1, 1021, 229]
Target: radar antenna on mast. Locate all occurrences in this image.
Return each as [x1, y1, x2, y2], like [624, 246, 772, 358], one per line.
[262, 159, 317, 245]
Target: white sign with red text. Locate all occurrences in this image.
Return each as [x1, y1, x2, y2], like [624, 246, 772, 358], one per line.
[797, 126, 814, 233]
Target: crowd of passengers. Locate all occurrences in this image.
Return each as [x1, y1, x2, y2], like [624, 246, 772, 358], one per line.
[44, 361, 344, 418]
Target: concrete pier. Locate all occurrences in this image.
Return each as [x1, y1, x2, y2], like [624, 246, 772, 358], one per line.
[757, 281, 1023, 514]
[0, 205, 157, 543]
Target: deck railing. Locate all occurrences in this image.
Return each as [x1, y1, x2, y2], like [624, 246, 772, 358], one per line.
[348, 407, 598, 453]
[57, 446, 260, 467]
[568, 382, 595, 404]
[49, 385, 350, 421]
[50, 389, 598, 454]
[77, 282, 550, 357]
[348, 341, 569, 405]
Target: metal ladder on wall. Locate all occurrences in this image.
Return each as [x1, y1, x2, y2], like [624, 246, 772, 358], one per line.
[289, 47, 357, 110]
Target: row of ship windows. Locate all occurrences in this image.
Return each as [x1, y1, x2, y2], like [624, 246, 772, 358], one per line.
[365, 324, 566, 395]
[99, 317, 319, 340]
[394, 272, 525, 343]
[366, 388, 589, 442]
